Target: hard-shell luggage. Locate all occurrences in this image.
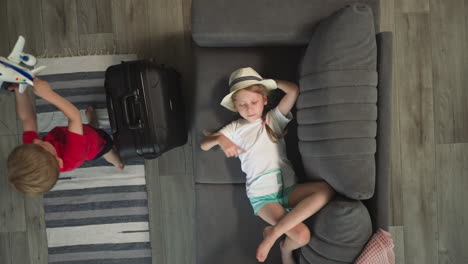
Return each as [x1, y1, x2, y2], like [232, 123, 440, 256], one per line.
[105, 60, 187, 159]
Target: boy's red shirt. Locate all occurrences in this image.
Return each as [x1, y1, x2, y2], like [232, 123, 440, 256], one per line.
[22, 125, 107, 172]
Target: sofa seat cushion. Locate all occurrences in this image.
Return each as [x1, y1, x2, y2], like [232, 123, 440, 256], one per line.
[297, 3, 377, 199]
[300, 196, 373, 263]
[196, 183, 282, 264]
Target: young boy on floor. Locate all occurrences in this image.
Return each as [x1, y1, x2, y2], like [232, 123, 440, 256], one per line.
[7, 78, 124, 195]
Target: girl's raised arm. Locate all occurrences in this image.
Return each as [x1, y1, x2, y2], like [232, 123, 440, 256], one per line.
[275, 80, 299, 116]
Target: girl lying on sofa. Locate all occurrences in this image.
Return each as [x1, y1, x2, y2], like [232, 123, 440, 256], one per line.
[200, 67, 335, 263]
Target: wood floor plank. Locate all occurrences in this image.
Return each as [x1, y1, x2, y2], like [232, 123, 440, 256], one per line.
[0, 233, 12, 264]
[78, 33, 116, 55]
[180, 0, 195, 110]
[144, 159, 166, 264]
[146, 142, 195, 264]
[77, 0, 99, 35]
[24, 196, 48, 264]
[95, 0, 113, 33]
[389, 226, 405, 264]
[159, 171, 194, 264]
[42, 0, 79, 56]
[0, 0, 9, 55]
[7, 0, 45, 56]
[147, 0, 186, 67]
[184, 132, 194, 177]
[0, 135, 26, 232]
[395, 13, 439, 264]
[0, 92, 19, 136]
[395, 0, 430, 13]
[111, 0, 150, 56]
[0, 232, 32, 264]
[431, 0, 468, 144]
[9, 232, 31, 264]
[182, 0, 192, 35]
[435, 143, 468, 263]
[77, 0, 113, 35]
[390, 55, 404, 227]
[380, 0, 395, 32]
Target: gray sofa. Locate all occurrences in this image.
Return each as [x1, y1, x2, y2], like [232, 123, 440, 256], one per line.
[190, 1, 391, 263]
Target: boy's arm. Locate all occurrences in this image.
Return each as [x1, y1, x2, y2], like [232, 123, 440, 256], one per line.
[32, 78, 83, 135]
[13, 84, 37, 132]
[275, 80, 299, 116]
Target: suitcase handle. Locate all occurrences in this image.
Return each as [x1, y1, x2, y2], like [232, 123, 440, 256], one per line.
[122, 92, 143, 130]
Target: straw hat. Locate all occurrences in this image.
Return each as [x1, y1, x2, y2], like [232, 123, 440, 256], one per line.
[220, 67, 277, 112]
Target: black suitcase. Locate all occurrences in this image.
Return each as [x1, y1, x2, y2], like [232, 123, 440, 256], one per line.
[104, 60, 187, 159]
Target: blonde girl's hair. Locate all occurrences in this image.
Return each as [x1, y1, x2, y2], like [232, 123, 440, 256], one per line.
[232, 84, 286, 143]
[7, 144, 60, 195]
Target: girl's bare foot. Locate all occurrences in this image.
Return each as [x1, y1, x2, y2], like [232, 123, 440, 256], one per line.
[279, 239, 296, 264]
[256, 226, 280, 262]
[86, 106, 99, 128]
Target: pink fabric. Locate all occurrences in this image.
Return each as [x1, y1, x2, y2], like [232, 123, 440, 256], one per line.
[355, 229, 395, 264]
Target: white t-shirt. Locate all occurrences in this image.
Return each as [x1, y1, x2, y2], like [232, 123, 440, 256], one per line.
[219, 107, 297, 198]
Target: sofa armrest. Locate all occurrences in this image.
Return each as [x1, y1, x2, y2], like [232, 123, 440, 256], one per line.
[364, 31, 392, 232]
[191, 0, 380, 47]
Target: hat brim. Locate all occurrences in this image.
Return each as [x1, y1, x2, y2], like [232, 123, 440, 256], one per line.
[220, 79, 277, 112]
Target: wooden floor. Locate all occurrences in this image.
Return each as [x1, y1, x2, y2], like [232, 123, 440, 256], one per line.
[0, 0, 466, 263]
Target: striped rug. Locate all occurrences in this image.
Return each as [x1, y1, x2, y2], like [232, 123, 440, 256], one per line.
[36, 55, 153, 264]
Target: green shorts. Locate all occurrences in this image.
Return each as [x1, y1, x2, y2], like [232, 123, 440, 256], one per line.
[248, 185, 297, 216]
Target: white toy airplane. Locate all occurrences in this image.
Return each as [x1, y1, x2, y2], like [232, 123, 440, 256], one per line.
[0, 36, 46, 93]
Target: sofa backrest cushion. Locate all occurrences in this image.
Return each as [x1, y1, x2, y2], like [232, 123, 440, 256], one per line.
[192, 0, 380, 47]
[297, 3, 377, 200]
[300, 196, 373, 263]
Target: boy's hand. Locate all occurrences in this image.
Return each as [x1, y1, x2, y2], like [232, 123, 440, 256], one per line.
[32, 78, 53, 97]
[218, 135, 246, 158]
[7, 83, 19, 91]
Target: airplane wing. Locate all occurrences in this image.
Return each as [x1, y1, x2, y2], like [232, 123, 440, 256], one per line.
[7, 36, 25, 64]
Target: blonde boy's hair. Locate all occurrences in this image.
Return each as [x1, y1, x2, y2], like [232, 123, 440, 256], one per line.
[7, 144, 60, 195]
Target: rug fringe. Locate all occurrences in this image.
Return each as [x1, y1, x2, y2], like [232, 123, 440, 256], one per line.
[38, 47, 134, 58]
